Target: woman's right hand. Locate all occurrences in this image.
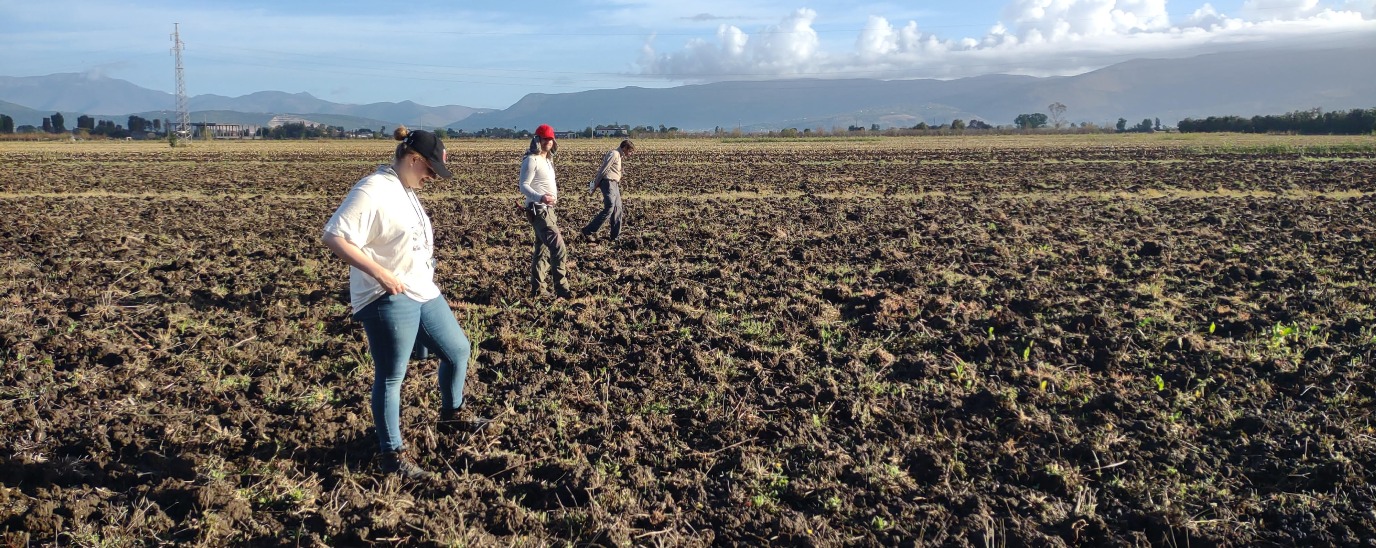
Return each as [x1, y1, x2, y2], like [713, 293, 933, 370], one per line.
[375, 270, 406, 295]
[324, 233, 406, 294]
[542, 193, 556, 205]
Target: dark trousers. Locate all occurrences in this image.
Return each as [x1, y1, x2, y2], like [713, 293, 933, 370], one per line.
[582, 179, 624, 240]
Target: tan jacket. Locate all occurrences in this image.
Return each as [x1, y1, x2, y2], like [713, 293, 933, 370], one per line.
[588, 149, 623, 191]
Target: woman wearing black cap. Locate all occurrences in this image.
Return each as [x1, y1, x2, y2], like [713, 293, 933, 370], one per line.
[518, 124, 571, 298]
[323, 126, 487, 480]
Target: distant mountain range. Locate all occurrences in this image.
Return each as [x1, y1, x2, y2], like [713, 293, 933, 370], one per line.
[0, 73, 492, 130]
[2, 40, 1372, 132]
[453, 43, 1376, 132]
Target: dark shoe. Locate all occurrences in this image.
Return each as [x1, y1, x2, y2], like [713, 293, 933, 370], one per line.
[379, 450, 434, 480]
[440, 407, 493, 433]
[410, 340, 430, 361]
[555, 288, 574, 299]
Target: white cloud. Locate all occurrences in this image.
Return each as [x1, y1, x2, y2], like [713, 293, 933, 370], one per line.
[637, 1, 1376, 81]
[754, 9, 822, 68]
[1241, 0, 1322, 19]
[1004, 0, 1171, 40]
[855, 17, 932, 60]
[1181, 4, 1233, 29]
[856, 16, 899, 59]
[1345, 0, 1376, 16]
[641, 8, 822, 76]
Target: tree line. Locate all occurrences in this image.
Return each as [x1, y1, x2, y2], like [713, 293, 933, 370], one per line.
[258, 123, 348, 139]
[460, 125, 679, 139]
[0, 111, 167, 138]
[7, 106, 1372, 139]
[74, 115, 159, 138]
[1178, 108, 1376, 135]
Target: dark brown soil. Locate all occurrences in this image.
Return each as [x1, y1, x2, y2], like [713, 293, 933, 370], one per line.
[1, 139, 1374, 545]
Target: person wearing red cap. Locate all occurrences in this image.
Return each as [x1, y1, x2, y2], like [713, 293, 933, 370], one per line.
[518, 124, 572, 298]
[323, 126, 489, 480]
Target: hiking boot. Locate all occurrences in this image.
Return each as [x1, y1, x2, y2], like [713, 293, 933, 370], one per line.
[440, 407, 494, 433]
[379, 450, 434, 480]
[555, 288, 574, 299]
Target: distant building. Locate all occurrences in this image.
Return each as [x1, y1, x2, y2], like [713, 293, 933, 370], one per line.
[553, 131, 579, 139]
[267, 115, 323, 128]
[191, 122, 255, 139]
[594, 125, 629, 137]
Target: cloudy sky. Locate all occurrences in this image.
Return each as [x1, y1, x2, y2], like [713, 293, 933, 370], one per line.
[2, 0, 1372, 109]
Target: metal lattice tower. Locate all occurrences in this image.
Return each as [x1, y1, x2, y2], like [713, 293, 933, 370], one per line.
[170, 23, 189, 135]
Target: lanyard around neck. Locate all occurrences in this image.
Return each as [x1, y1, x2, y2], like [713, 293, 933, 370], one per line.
[382, 165, 431, 250]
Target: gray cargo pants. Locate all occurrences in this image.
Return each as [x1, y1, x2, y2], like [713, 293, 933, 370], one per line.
[582, 179, 624, 240]
[526, 205, 568, 294]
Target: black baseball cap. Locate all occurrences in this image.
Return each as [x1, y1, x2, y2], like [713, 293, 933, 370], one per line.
[403, 130, 453, 179]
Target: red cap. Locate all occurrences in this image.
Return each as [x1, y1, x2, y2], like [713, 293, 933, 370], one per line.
[535, 124, 555, 140]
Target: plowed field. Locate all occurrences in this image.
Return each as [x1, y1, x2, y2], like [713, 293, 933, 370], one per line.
[2, 135, 1375, 545]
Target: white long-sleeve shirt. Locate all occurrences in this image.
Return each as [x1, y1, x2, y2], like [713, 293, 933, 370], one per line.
[517, 154, 557, 207]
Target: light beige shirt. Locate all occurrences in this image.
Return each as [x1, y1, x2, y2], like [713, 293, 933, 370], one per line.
[588, 149, 623, 191]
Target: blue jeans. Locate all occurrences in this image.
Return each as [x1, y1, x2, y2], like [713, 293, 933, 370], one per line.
[354, 293, 471, 453]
